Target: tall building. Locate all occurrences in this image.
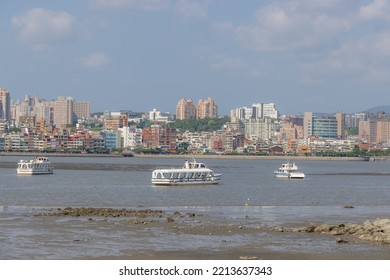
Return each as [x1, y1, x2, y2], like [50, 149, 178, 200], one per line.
[376, 119, 390, 144]
[336, 112, 346, 139]
[252, 103, 279, 119]
[231, 103, 279, 121]
[242, 118, 274, 142]
[304, 112, 340, 139]
[196, 97, 218, 119]
[0, 88, 11, 122]
[303, 112, 313, 139]
[345, 113, 367, 128]
[176, 99, 196, 120]
[53, 96, 74, 127]
[73, 100, 91, 121]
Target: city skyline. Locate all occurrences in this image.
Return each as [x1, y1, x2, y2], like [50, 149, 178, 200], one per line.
[2, 1, 390, 115]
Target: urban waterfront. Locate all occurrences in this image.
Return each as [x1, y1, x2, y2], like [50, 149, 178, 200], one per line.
[1, 155, 390, 259]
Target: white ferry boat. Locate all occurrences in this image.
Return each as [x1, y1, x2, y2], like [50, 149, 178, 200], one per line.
[151, 159, 222, 186]
[17, 157, 54, 175]
[274, 162, 305, 179]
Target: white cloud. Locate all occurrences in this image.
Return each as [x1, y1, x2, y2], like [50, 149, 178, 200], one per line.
[215, 0, 390, 83]
[12, 8, 75, 44]
[89, 0, 170, 10]
[358, 0, 390, 21]
[79, 52, 111, 69]
[175, 0, 207, 18]
[298, 30, 390, 83]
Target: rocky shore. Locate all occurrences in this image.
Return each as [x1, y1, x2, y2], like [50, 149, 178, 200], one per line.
[300, 219, 390, 244]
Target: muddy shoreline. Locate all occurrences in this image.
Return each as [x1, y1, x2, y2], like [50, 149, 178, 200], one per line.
[29, 207, 390, 260]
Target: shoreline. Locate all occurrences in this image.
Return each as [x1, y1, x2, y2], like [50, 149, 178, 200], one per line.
[0, 151, 364, 161]
[9, 206, 390, 260]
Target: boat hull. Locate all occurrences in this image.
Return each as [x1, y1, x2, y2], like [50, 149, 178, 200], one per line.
[17, 170, 53, 175]
[151, 159, 222, 186]
[152, 174, 222, 186]
[274, 162, 305, 179]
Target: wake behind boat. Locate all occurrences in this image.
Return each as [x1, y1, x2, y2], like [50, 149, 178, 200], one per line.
[274, 162, 305, 179]
[17, 157, 54, 175]
[151, 159, 222, 186]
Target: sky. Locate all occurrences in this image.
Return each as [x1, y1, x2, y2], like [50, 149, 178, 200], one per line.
[1, 0, 390, 115]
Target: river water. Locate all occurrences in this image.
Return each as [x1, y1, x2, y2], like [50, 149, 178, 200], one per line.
[1, 155, 390, 259]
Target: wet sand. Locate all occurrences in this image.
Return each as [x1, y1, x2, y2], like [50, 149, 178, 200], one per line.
[24, 207, 390, 260]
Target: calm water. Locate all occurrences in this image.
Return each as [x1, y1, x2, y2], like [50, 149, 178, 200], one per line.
[1, 155, 390, 259]
[1, 156, 390, 208]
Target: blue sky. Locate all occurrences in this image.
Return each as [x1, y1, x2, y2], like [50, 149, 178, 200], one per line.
[1, 0, 390, 115]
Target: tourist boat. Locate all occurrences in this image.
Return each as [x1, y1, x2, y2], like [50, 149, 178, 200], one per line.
[151, 159, 222, 186]
[17, 157, 54, 175]
[274, 162, 305, 179]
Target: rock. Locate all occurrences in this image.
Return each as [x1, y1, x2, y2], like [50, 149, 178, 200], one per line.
[314, 224, 333, 233]
[336, 238, 348, 244]
[344, 205, 354, 209]
[167, 217, 174, 223]
[305, 224, 317, 233]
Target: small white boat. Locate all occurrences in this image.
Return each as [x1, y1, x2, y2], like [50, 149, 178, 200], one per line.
[17, 157, 54, 175]
[151, 159, 222, 186]
[274, 162, 305, 179]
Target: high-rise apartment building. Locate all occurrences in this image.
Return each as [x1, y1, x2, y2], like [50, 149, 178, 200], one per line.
[252, 103, 279, 119]
[359, 113, 390, 144]
[176, 97, 218, 120]
[53, 96, 74, 127]
[0, 88, 11, 122]
[231, 103, 279, 121]
[196, 97, 218, 119]
[336, 112, 346, 139]
[176, 99, 196, 120]
[73, 100, 91, 120]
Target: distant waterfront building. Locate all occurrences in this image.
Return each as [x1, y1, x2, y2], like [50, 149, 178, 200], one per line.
[73, 100, 91, 121]
[359, 112, 390, 144]
[53, 96, 74, 127]
[176, 97, 218, 120]
[104, 112, 128, 130]
[345, 113, 368, 128]
[231, 102, 279, 121]
[196, 97, 218, 119]
[304, 112, 343, 139]
[119, 126, 143, 148]
[0, 119, 7, 133]
[252, 103, 279, 119]
[242, 118, 274, 142]
[142, 124, 176, 150]
[336, 112, 346, 139]
[149, 108, 172, 122]
[176, 99, 196, 120]
[102, 130, 122, 150]
[0, 88, 11, 123]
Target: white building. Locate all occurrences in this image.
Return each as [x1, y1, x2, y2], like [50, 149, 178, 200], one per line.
[243, 118, 275, 142]
[231, 102, 279, 121]
[119, 127, 143, 148]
